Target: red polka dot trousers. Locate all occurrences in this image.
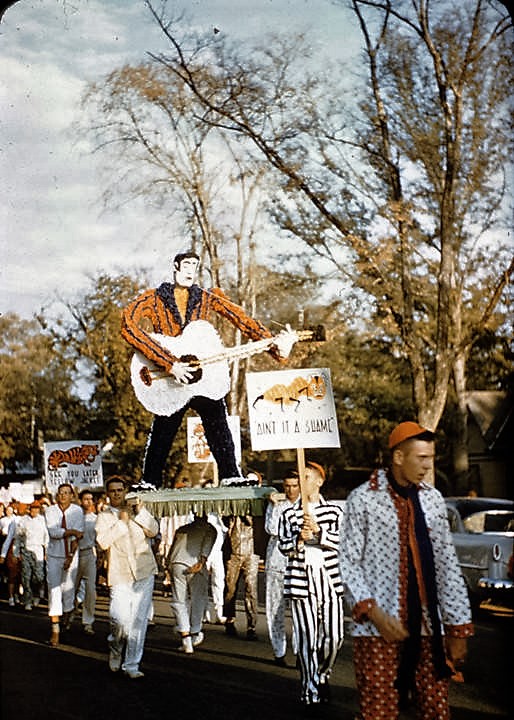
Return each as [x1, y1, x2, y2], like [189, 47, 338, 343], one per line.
[353, 636, 451, 720]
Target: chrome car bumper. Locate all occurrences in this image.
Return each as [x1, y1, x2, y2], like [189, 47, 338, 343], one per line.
[478, 577, 514, 591]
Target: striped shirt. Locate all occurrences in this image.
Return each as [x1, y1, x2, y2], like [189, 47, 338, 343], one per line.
[278, 496, 344, 599]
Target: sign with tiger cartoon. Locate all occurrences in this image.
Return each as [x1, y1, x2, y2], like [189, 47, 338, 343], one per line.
[43, 440, 103, 490]
[187, 415, 241, 465]
[245, 368, 340, 451]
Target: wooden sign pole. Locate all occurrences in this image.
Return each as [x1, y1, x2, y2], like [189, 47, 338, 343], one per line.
[297, 447, 308, 510]
[296, 447, 308, 551]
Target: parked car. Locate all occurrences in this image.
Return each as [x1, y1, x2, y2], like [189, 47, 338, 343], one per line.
[445, 497, 514, 608]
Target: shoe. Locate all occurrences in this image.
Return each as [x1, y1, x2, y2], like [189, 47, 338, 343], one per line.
[83, 624, 95, 635]
[24, 602, 33, 611]
[33, 597, 40, 607]
[50, 624, 60, 647]
[128, 481, 157, 492]
[319, 681, 331, 704]
[274, 655, 287, 667]
[8, 597, 15, 607]
[61, 611, 73, 631]
[301, 702, 323, 718]
[181, 635, 194, 654]
[191, 631, 204, 647]
[109, 650, 122, 672]
[125, 670, 144, 679]
[225, 622, 238, 637]
[220, 476, 258, 487]
[246, 628, 258, 641]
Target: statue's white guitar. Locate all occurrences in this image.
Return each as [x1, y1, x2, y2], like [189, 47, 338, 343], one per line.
[130, 320, 324, 416]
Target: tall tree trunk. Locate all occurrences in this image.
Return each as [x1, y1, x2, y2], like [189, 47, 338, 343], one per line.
[228, 231, 244, 415]
[453, 351, 470, 495]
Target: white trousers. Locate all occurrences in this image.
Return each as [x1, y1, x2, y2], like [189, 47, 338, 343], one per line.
[206, 549, 225, 615]
[47, 554, 79, 617]
[265, 568, 295, 658]
[108, 574, 154, 673]
[75, 548, 97, 626]
[170, 563, 208, 635]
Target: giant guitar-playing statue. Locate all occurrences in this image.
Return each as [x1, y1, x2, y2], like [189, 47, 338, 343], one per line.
[122, 251, 313, 489]
[131, 319, 321, 416]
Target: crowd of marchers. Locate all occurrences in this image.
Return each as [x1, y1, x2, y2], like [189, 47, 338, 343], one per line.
[0, 422, 474, 719]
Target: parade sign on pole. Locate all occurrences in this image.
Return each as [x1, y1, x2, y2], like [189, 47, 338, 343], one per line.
[187, 415, 241, 464]
[245, 368, 340, 451]
[43, 440, 103, 492]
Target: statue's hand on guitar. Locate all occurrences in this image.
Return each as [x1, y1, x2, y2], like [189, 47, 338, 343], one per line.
[172, 359, 200, 385]
[273, 324, 298, 360]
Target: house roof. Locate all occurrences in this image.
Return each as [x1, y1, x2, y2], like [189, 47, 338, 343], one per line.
[465, 391, 513, 450]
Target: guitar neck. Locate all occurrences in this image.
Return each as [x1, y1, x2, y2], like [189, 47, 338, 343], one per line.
[199, 336, 275, 367]
[198, 329, 316, 368]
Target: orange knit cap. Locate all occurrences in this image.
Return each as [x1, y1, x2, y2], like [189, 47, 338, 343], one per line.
[388, 421, 429, 449]
[306, 461, 326, 481]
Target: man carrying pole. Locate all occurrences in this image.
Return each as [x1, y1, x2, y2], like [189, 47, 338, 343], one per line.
[278, 459, 345, 713]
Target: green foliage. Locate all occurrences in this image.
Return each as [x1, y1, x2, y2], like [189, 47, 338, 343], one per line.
[0, 313, 85, 472]
[466, 327, 513, 391]
[52, 273, 155, 479]
[313, 326, 415, 466]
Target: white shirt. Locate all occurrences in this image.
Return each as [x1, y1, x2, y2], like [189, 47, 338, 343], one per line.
[79, 511, 97, 550]
[0, 514, 16, 537]
[265, 498, 295, 573]
[168, 518, 217, 567]
[18, 514, 49, 561]
[95, 505, 159, 585]
[45, 503, 85, 558]
[0, 517, 18, 558]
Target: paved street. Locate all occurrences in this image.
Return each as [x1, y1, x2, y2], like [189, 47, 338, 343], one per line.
[0, 587, 511, 720]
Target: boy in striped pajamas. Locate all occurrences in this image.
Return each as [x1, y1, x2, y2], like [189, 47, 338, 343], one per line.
[278, 462, 345, 713]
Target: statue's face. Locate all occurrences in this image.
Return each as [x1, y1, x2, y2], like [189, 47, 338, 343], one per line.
[175, 257, 199, 287]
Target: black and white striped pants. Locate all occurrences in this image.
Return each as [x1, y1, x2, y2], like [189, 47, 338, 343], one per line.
[291, 565, 344, 704]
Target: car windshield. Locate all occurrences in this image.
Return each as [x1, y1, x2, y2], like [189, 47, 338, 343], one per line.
[463, 510, 514, 534]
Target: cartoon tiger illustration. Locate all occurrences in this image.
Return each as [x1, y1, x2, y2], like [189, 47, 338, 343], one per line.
[252, 373, 327, 411]
[192, 423, 212, 460]
[47, 444, 100, 471]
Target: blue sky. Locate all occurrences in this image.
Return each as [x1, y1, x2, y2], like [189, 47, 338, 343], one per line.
[1, 0, 358, 320]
